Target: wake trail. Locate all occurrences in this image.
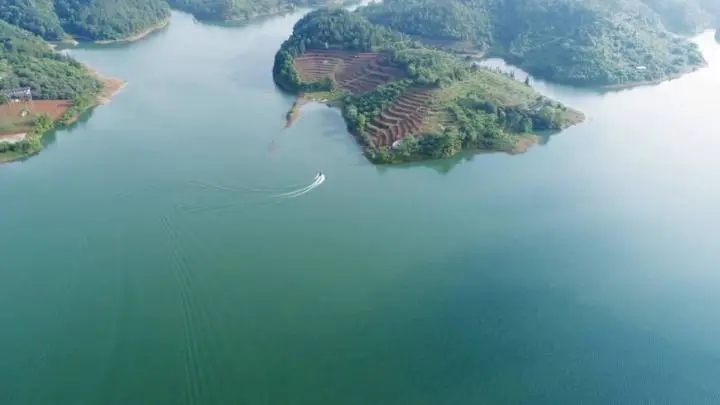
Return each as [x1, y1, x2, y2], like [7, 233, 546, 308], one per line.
[186, 179, 312, 194]
[272, 174, 325, 198]
[181, 197, 283, 215]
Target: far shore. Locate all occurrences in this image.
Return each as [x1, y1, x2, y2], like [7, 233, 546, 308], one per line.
[455, 47, 707, 92]
[94, 18, 170, 44]
[598, 63, 707, 90]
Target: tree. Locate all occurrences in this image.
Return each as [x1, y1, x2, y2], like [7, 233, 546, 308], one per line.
[0, 93, 9, 105]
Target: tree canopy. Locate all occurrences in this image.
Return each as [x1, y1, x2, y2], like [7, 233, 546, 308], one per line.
[358, 0, 708, 86]
[0, 0, 170, 41]
[0, 20, 101, 99]
[166, 0, 351, 22]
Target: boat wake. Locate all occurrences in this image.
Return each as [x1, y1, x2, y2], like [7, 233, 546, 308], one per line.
[272, 173, 325, 199]
[181, 172, 326, 214]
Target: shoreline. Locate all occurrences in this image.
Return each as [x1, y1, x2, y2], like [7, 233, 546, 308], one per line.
[94, 18, 170, 44]
[83, 65, 127, 106]
[283, 92, 339, 129]
[465, 48, 707, 92]
[284, 95, 309, 129]
[597, 64, 706, 90]
[0, 66, 125, 165]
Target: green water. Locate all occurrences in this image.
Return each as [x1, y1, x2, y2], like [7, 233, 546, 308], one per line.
[2, 11, 720, 404]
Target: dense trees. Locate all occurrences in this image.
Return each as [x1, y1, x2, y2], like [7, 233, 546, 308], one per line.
[0, 0, 65, 40]
[360, 0, 491, 45]
[166, 0, 352, 22]
[53, 0, 170, 41]
[0, 0, 170, 41]
[359, 0, 708, 87]
[0, 20, 101, 99]
[641, 0, 720, 34]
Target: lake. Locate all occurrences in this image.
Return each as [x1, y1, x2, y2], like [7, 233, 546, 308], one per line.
[1, 10, 720, 405]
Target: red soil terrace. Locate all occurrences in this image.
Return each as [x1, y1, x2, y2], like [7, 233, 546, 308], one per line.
[293, 50, 436, 147]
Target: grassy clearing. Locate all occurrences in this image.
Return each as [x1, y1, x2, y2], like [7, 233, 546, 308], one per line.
[437, 69, 537, 106]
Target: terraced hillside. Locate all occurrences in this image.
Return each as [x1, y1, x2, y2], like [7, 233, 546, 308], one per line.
[364, 88, 433, 148]
[292, 51, 407, 93]
[273, 9, 585, 163]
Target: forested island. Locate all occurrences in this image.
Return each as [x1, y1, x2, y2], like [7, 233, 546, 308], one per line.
[0, 19, 116, 163]
[274, 9, 585, 163]
[358, 0, 708, 87]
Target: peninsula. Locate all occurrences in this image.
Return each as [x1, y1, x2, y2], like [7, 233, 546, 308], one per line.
[273, 9, 585, 164]
[0, 20, 120, 163]
[359, 0, 707, 88]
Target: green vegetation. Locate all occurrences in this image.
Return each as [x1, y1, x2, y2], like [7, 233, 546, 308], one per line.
[0, 20, 103, 162]
[641, 0, 720, 34]
[0, 0, 170, 42]
[167, 0, 353, 22]
[0, 114, 52, 163]
[359, 0, 708, 87]
[273, 9, 584, 164]
[0, 20, 101, 99]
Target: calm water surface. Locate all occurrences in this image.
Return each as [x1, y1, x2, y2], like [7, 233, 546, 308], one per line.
[1, 11, 720, 404]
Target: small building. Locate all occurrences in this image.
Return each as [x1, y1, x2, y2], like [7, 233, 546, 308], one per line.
[1, 87, 32, 102]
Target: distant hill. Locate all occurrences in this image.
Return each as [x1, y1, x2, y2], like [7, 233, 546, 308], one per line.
[0, 0, 356, 41]
[0, 0, 170, 41]
[359, 0, 706, 87]
[641, 0, 720, 34]
[166, 0, 352, 22]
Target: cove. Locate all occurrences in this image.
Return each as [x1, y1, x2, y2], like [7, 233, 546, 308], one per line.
[1, 11, 720, 405]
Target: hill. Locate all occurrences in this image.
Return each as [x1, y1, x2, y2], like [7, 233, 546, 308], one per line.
[273, 9, 584, 164]
[0, 0, 170, 42]
[641, 0, 713, 34]
[641, 0, 720, 34]
[167, 0, 353, 22]
[359, 0, 706, 87]
[0, 20, 103, 161]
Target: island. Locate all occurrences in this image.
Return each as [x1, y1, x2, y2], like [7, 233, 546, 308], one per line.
[357, 0, 707, 88]
[0, 20, 121, 163]
[273, 9, 585, 164]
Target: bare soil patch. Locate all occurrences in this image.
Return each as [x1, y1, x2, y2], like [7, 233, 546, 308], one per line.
[0, 101, 71, 135]
[293, 50, 407, 95]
